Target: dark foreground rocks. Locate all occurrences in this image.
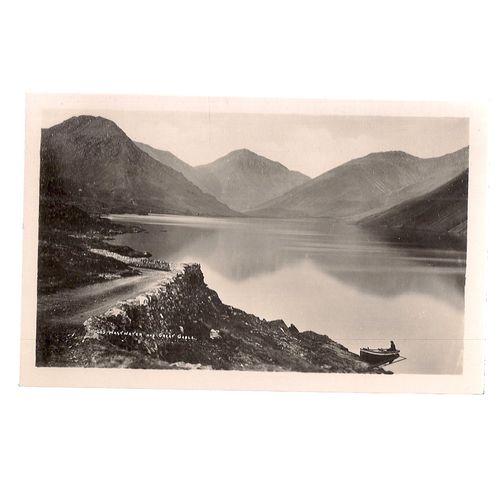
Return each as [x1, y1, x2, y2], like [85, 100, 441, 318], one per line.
[37, 263, 387, 373]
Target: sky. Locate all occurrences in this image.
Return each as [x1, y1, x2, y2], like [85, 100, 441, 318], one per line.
[43, 110, 469, 178]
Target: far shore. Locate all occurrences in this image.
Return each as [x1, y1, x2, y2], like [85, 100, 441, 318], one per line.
[106, 212, 467, 251]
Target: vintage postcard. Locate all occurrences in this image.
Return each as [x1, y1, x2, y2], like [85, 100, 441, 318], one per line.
[20, 95, 486, 392]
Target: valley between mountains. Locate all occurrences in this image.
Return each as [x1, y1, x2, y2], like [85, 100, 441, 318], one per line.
[42, 115, 469, 237]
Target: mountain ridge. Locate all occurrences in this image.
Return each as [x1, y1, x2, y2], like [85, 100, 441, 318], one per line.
[249, 147, 469, 219]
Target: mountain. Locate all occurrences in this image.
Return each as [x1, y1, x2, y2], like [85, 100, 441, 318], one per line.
[249, 147, 469, 219]
[195, 149, 310, 212]
[134, 143, 309, 212]
[359, 169, 469, 237]
[40, 116, 236, 216]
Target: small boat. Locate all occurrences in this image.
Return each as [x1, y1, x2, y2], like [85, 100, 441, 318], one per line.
[360, 347, 401, 365]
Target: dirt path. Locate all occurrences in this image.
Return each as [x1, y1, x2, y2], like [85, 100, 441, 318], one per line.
[38, 269, 170, 326]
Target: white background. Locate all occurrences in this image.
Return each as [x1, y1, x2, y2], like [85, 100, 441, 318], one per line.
[0, 1, 498, 499]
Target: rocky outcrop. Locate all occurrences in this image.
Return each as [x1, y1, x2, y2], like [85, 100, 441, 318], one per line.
[80, 263, 384, 373]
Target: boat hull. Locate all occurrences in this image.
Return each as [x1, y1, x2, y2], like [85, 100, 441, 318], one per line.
[360, 348, 400, 365]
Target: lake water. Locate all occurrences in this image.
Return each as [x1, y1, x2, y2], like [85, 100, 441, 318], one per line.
[109, 214, 466, 374]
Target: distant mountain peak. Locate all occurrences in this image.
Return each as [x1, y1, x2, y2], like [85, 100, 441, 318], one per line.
[230, 148, 255, 156]
[216, 148, 271, 164]
[213, 147, 283, 161]
[135, 142, 310, 213]
[192, 148, 310, 211]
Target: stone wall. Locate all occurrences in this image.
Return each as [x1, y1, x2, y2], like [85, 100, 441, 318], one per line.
[83, 263, 219, 360]
[90, 248, 171, 270]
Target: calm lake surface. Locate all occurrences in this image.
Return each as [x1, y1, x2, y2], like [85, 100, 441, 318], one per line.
[109, 214, 466, 374]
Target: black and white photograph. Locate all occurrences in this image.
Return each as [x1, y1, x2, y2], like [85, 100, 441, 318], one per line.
[3, 2, 498, 499]
[20, 95, 484, 391]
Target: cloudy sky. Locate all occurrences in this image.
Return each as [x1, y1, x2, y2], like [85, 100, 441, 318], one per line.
[43, 110, 469, 178]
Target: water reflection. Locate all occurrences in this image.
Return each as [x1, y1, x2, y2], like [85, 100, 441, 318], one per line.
[110, 214, 466, 374]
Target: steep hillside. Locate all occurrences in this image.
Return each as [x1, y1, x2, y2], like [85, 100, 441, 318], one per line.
[250, 147, 469, 219]
[40, 116, 236, 216]
[360, 169, 469, 237]
[134, 141, 209, 191]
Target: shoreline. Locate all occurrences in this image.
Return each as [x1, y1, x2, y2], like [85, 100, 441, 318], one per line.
[36, 252, 388, 373]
